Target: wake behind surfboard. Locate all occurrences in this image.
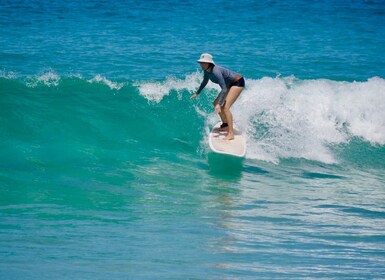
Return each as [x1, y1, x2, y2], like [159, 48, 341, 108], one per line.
[209, 122, 246, 157]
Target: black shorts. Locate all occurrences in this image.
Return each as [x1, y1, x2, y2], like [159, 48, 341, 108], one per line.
[229, 77, 245, 88]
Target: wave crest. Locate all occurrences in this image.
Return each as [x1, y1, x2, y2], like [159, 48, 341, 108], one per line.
[136, 71, 219, 103]
[87, 74, 125, 90]
[26, 71, 61, 87]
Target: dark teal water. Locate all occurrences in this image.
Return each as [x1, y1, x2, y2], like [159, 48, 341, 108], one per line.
[1, 0, 385, 278]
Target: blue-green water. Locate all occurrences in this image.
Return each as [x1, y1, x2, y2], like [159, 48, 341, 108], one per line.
[1, 0, 385, 279]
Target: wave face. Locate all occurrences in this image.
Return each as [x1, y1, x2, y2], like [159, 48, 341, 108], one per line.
[1, 72, 384, 167]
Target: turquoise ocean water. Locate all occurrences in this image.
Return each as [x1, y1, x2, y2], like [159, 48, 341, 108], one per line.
[1, 0, 385, 278]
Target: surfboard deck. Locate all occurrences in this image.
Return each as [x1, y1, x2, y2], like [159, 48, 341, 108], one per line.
[209, 122, 246, 157]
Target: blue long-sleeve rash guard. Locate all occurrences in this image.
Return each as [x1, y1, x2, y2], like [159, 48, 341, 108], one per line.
[196, 65, 241, 106]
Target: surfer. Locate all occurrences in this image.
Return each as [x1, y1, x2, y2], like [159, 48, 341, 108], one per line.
[191, 53, 245, 140]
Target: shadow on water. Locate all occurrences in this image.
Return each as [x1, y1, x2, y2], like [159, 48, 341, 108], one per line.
[207, 152, 244, 181]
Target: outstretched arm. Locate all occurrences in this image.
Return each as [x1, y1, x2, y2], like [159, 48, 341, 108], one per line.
[191, 72, 209, 99]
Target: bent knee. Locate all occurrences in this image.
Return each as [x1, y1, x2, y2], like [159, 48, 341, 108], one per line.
[222, 105, 231, 112]
[213, 98, 223, 107]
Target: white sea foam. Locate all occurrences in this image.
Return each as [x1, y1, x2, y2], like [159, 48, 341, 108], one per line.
[22, 72, 124, 90]
[88, 74, 125, 90]
[233, 76, 385, 163]
[0, 70, 17, 79]
[26, 71, 61, 87]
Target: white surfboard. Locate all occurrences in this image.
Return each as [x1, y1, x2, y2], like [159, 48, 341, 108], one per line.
[209, 122, 246, 157]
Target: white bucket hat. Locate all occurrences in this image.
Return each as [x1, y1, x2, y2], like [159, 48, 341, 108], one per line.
[197, 53, 215, 65]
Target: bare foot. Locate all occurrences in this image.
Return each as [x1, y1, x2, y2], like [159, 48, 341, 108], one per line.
[217, 126, 229, 132]
[224, 133, 234, 140]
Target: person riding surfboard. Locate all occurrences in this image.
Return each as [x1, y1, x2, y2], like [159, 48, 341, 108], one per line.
[191, 53, 245, 140]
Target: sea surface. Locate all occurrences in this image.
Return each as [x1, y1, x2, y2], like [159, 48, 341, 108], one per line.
[1, 0, 385, 279]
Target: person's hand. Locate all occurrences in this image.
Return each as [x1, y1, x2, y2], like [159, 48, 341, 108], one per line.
[190, 93, 198, 100]
[215, 104, 221, 114]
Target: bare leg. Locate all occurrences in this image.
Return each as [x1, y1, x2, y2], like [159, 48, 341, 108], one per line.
[213, 96, 227, 127]
[222, 86, 243, 140]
